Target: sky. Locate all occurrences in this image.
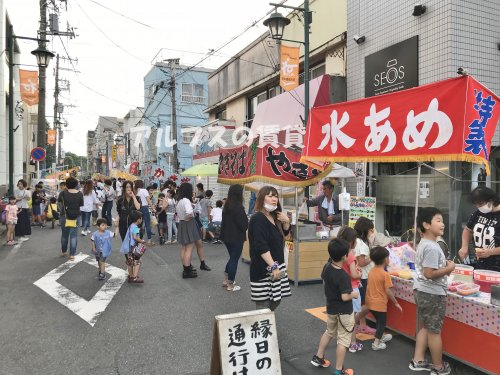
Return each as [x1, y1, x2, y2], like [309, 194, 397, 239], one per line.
[5, 0, 303, 156]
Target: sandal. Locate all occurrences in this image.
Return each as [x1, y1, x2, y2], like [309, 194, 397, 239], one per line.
[227, 284, 241, 292]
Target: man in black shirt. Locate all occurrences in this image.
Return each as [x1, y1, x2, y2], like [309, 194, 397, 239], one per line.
[311, 239, 358, 375]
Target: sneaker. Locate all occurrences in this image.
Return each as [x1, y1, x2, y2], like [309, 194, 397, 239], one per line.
[409, 359, 432, 372]
[381, 333, 393, 343]
[200, 262, 211, 271]
[333, 369, 353, 375]
[68, 256, 75, 261]
[98, 272, 106, 281]
[227, 284, 241, 292]
[81, 230, 87, 236]
[430, 362, 451, 375]
[19, 236, 30, 242]
[349, 342, 364, 352]
[359, 325, 376, 335]
[86, 230, 92, 235]
[372, 342, 387, 351]
[182, 269, 198, 279]
[60, 252, 68, 257]
[310, 355, 331, 368]
[171, 239, 177, 244]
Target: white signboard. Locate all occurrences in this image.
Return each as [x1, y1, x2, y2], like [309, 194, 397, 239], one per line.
[210, 309, 281, 375]
[419, 181, 430, 198]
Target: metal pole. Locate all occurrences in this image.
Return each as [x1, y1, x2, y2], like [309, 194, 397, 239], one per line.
[53, 54, 60, 163]
[414, 163, 422, 247]
[8, 24, 14, 195]
[294, 187, 300, 286]
[36, 0, 47, 169]
[105, 140, 109, 176]
[303, 0, 310, 127]
[169, 59, 180, 173]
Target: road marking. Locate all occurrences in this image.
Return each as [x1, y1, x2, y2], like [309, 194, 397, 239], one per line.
[34, 253, 128, 327]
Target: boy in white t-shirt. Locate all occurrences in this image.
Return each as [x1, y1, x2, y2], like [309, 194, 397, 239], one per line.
[207, 200, 223, 244]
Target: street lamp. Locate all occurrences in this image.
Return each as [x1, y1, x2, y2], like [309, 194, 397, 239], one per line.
[7, 23, 54, 194]
[264, 1, 311, 126]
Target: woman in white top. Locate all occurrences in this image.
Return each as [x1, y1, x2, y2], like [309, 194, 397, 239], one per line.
[134, 179, 155, 245]
[14, 179, 32, 241]
[101, 179, 116, 226]
[80, 180, 99, 236]
[176, 183, 201, 278]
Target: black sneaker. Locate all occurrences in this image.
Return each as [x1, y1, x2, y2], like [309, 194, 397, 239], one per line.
[200, 262, 211, 271]
[430, 362, 451, 375]
[182, 269, 198, 278]
[98, 272, 106, 281]
[310, 355, 331, 368]
[409, 359, 432, 372]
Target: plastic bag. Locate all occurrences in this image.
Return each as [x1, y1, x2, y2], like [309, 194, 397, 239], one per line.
[298, 202, 308, 220]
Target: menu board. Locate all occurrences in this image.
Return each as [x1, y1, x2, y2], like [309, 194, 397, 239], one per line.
[349, 196, 376, 228]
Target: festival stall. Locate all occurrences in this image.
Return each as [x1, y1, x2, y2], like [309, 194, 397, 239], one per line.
[300, 75, 500, 374]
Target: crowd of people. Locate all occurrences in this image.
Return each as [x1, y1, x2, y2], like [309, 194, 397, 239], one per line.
[3, 177, 500, 375]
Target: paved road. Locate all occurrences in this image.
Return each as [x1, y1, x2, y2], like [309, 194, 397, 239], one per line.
[0, 225, 483, 375]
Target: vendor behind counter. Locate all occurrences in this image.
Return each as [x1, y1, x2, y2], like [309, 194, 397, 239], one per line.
[304, 180, 341, 227]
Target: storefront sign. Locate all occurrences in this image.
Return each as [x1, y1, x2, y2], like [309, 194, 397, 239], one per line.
[349, 196, 376, 227]
[302, 76, 500, 174]
[210, 309, 281, 375]
[217, 140, 330, 187]
[365, 36, 418, 97]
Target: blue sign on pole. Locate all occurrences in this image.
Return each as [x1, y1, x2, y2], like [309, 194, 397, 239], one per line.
[31, 147, 46, 162]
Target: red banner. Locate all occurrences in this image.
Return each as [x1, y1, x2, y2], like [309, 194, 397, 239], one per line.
[301, 76, 500, 174]
[217, 140, 330, 187]
[19, 69, 39, 106]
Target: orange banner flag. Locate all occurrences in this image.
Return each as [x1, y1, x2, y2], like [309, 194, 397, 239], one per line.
[19, 69, 39, 106]
[280, 45, 300, 91]
[47, 129, 56, 145]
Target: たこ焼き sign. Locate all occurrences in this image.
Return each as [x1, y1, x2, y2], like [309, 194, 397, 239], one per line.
[210, 309, 281, 375]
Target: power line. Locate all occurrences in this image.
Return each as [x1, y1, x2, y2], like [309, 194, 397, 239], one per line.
[86, 0, 154, 29]
[75, 2, 151, 64]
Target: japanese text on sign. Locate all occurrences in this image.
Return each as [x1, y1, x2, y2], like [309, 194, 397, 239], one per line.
[211, 309, 281, 375]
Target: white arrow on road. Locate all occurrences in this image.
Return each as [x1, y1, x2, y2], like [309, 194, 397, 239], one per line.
[34, 253, 128, 327]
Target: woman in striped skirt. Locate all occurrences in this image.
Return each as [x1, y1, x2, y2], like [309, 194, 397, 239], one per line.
[248, 186, 291, 311]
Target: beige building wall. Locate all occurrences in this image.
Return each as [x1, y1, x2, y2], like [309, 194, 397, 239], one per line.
[225, 97, 246, 125]
[282, 0, 347, 58]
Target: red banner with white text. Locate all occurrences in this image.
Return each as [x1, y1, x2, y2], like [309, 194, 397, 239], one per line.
[301, 76, 500, 174]
[217, 140, 331, 187]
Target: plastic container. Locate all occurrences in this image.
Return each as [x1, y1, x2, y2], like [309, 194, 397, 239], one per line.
[448, 281, 465, 292]
[473, 270, 500, 293]
[456, 283, 480, 296]
[452, 265, 474, 283]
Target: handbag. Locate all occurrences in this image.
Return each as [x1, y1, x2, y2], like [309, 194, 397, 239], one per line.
[151, 214, 158, 227]
[128, 227, 146, 259]
[61, 193, 77, 228]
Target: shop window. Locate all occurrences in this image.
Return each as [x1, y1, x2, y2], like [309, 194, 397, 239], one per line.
[181, 83, 205, 104]
[299, 62, 326, 84]
[181, 127, 195, 144]
[215, 108, 227, 120]
[378, 162, 434, 176]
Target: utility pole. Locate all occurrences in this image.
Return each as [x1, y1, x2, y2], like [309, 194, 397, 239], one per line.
[53, 54, 60, 164]
[167, 58, 180, 173]
[105, 139, 109, 176]
[36, 0, 48, 169]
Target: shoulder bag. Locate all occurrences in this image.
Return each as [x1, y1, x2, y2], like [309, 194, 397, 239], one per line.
[128, 226, 146, 259]
[61, 192, 77, 227]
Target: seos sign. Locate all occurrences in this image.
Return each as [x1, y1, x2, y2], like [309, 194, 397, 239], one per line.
[365, 36, 419, 97]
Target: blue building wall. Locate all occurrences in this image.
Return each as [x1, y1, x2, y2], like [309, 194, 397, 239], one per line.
[142, 63, 212, 176]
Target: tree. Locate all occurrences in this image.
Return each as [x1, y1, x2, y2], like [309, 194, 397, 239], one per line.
[64, 152, 87, 173]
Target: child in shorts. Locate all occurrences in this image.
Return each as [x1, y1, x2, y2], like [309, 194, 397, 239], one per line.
[120, 210, 145, 284]
[337, 226, 363, 353]
[366, 246, 402, 351]
[410, 207, 455, 375]
[91, 218, 119, 280]
[5, 196, 20, 245]
[311, 238, 358, 375]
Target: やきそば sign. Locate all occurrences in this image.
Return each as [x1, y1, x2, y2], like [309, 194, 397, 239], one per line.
[217, 140, 330, 187]
[210, 309, 281, 375]
[301, 76, 500, 174]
